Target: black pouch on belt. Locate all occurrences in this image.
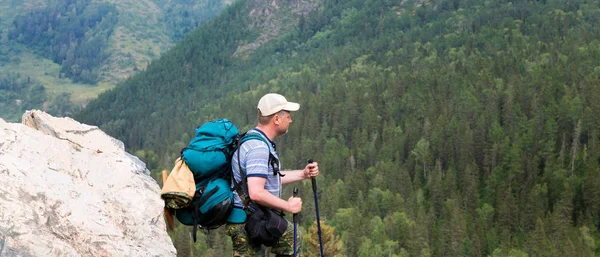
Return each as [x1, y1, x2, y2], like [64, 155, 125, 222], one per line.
[245, 205, 288, 246]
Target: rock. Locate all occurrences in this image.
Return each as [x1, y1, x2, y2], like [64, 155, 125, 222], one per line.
[233, 0, 320, 58]
[0, 110, 176, 257]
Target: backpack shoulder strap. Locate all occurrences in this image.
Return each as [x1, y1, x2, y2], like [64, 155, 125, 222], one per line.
[241, 132, 283, 177]
[232, 132, 281, 208]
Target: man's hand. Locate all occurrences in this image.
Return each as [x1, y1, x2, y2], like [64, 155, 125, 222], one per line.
[303, 162, 319, 179]
[287, 196, 302, 214]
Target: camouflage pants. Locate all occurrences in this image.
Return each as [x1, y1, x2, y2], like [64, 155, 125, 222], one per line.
[225, 220, 302, 257]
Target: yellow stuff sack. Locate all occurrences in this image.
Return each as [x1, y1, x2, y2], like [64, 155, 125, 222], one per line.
[161, 157, 196, 209]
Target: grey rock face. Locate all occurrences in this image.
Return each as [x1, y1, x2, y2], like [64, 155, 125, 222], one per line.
[0, 110, 176, 257]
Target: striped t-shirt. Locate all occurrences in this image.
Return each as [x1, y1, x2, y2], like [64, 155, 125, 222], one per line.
[231, 128, 281, 210]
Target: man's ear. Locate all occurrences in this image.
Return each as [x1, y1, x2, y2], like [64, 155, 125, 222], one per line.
[273, 114, 280, 125]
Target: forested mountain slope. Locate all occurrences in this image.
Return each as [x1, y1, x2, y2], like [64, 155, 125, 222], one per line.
[3, 0, 232, 83]
[77, 0, 600, 256]
[0, 0, 231, 121]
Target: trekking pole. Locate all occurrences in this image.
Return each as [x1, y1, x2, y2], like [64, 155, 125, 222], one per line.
[293, 187, 299, 257]
[308, 159, 324, 257]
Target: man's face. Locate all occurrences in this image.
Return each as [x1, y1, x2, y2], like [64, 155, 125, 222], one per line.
[275, 111, 292, 135]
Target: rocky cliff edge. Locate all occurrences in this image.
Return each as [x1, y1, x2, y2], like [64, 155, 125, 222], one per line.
[0, 110, 175, 257]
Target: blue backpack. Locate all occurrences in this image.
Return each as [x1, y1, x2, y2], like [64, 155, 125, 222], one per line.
[175, 119, 271, 241]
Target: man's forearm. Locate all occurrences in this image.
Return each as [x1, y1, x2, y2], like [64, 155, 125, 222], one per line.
[250, 189, 290, 212]
[280, 170, 306, 185]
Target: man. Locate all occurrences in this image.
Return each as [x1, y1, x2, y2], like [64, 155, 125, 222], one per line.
[225, 93, 320, 257]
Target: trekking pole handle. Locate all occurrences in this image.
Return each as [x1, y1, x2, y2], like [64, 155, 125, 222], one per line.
[307, 159, 317, 191]
[293, 187, 299, 223]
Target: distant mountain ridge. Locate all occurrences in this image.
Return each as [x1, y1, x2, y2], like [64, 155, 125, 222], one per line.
[3, 0, 234, 84]
[0, 0, 232, 121]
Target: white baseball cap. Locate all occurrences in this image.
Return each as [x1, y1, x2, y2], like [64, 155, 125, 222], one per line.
[257, 93, 300, 116]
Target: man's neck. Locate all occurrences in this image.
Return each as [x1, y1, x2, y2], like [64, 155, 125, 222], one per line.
[255, 124, 278, 141]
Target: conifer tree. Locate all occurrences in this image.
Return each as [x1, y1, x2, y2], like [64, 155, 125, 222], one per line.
[304, 221, 346, 257]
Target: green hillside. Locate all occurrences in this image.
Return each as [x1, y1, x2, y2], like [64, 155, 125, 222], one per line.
[2, 0, 232, 83]
[0, 0, 231, 121]
[76, 0, 600, 256]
